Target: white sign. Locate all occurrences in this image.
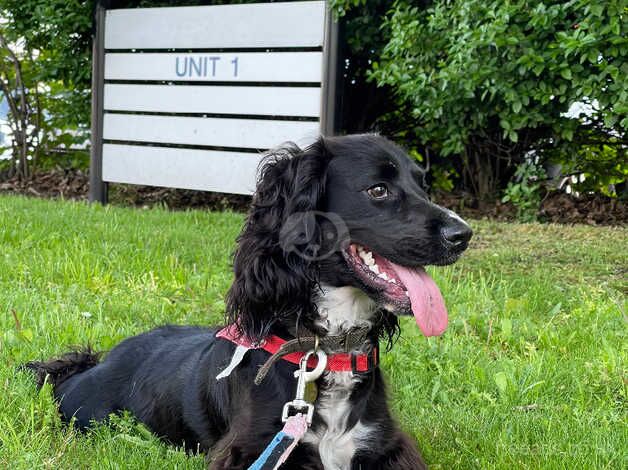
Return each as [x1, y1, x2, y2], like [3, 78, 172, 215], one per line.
[97, 1, 330, 196]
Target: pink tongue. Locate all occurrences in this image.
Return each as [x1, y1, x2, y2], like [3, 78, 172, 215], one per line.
[389, 263, 448, 336]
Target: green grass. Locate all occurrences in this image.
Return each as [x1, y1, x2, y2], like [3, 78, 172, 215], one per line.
[0, 194, 626, 469]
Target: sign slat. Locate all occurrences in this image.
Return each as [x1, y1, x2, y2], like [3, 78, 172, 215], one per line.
[105, 1, 326, 50]
[103, 114, 320, 149]
[102, 144, 264, 195]
[104, 84, 321, 117]
[105, 52, 323, 83]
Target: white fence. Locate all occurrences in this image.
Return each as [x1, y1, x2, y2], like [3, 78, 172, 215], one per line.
[89, 1, 338, 202]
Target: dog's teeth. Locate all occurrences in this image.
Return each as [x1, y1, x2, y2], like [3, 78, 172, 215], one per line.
[369, 264, 380, 274]
[404, 291, 409, 297]
[358, 250, 374, 266]
[389, 278, 397, 284]
[379, 272, 389, 280]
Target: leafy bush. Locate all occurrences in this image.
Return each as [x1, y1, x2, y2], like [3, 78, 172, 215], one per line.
[545, 131, 628, 197]
[0, 0, 94, 176]
[333, 0, 627, 200]
[502, 160, 547, 222]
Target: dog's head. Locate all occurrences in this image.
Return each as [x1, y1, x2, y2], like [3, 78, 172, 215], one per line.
[226, 134, 471, 341]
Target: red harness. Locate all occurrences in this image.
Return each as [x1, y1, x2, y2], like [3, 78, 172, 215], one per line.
[216, 324, 379, 374]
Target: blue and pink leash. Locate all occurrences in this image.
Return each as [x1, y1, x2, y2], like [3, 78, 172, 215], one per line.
[247, 350, 327, 470]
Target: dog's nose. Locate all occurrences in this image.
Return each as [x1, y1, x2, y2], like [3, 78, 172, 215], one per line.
[441, 220, 472, 248]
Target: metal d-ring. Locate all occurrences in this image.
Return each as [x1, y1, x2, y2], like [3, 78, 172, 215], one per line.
[299, 349, 327, 383]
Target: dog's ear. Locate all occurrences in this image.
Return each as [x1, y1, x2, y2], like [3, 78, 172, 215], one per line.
[226, 139, 331, 341]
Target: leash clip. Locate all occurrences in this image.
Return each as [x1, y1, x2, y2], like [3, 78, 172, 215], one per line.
[281, 349, 327, 425]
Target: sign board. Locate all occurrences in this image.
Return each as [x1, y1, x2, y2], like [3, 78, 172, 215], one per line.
[89, 1, 338, 202]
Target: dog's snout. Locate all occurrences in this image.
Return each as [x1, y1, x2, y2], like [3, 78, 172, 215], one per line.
[441, 219, 472, 248]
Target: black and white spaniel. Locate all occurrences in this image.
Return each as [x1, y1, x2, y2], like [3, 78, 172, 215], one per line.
[28, 134, 472, 469]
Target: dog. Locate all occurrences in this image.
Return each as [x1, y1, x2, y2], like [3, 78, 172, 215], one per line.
[27, 134, 472, 469]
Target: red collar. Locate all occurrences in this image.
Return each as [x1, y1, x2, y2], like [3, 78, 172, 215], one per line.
[216, 324, 379, 374]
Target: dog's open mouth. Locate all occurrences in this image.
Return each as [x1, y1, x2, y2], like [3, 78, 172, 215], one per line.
[345, 243, 448, 337]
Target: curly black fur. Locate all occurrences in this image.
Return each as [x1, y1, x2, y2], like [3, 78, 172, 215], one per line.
[226, 141, 332, 341]
[27, 134, 472, 470]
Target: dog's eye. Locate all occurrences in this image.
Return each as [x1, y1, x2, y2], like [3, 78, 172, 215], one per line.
[367, 184, 389, 200]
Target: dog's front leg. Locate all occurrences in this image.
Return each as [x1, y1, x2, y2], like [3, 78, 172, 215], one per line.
[206, 420, 289, 470]
[353, 432, 427, 470]
[207, 427, 263, 470]
[208, 434, 256, 469]
[208, 427, 323, 470]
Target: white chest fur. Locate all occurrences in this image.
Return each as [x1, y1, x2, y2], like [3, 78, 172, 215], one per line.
[303, 372, 374, 470]
[302, 286, 377, 470]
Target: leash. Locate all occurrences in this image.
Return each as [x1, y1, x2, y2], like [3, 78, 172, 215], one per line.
[215, 325, 377, 469]
[247, 350, 327, 470]
[247, 414, 309, 470]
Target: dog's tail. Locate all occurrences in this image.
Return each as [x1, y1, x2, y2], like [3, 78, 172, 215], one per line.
[24, 348, 101, 390]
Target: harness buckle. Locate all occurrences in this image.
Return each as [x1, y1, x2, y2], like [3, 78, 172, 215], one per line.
[350, 347, 379, 374]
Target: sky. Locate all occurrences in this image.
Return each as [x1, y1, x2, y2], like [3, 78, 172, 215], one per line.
[0, 96, 7, 118]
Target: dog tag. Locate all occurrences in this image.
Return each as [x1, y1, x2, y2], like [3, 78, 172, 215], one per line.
[304, 381, 318, 403]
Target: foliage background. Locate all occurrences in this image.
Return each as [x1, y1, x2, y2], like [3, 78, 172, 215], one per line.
[0, 0, 626, 211]
[331, 0, 627, 200]
[0, 0, 94, 175]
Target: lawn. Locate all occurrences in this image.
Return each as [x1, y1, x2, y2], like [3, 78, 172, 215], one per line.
[1, 194, 626, 469]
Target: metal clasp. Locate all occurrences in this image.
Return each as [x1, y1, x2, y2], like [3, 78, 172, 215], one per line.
[281, 349, 327, 425]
